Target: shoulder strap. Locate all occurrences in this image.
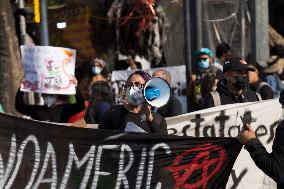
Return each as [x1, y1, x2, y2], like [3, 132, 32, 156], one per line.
[256, 82, 271, 94]
[210, 91, 221, 107]
[256, 93, 262, 101]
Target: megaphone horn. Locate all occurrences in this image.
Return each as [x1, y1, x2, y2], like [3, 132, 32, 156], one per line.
[143, 78, 171, 108]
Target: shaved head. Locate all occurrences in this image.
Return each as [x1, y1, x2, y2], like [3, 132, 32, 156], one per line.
[152, 69, 171, 84]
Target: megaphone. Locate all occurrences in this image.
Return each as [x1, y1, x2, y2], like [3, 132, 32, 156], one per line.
[143, 78, 171, 108]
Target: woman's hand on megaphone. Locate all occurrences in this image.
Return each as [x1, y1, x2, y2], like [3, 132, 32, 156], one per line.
[140, 103, 153, 123]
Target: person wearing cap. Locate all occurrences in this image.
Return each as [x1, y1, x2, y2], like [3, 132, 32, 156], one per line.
[99, 70, 167, 134]
[201, 57, 260, 108]
[193, 47, 219, 74]
[237, 90, 284, 188]
[152, 69, 182, 117]
[247, 64, 274, 100]
[188, 47, 223, 111]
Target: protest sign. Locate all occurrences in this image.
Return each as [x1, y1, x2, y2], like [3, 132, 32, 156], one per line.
[167, 99, 283, 189]
[111, 65, 187, 113]
[0, 113, 241, 189]
[20, 46, 76, 95]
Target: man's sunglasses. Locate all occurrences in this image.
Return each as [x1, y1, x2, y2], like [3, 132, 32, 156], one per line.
[198, 58, 208, 61]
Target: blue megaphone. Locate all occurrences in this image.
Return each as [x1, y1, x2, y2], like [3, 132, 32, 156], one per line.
[145, 87, 160, 101]
[143, 77, 170, 108]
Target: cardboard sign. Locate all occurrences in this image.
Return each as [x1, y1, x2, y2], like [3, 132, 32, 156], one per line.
[20, 45, 76, 95]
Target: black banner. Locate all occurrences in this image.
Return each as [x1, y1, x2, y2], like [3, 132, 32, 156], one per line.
[0, 113, 241, 189]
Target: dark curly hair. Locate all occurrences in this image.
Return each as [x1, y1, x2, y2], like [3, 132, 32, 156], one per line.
[127, 70, 152, 82]
[84, 81, 114, 124]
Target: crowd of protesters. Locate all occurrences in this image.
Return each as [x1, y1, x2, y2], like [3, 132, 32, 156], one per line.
[7, 42, 284, 187]
[13, 43, 284, 124]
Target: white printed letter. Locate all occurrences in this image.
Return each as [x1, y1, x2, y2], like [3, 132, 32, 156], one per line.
[60, 144, 96, 189]
[146, 143, 171, 189]
[6, 135, 40, 189]
[135, 147, 147, 189]
[0, 134, 17, 188]
[33, 142, 57, 189]
[115, 144, 134, 189]
[91, 145, 119, 188]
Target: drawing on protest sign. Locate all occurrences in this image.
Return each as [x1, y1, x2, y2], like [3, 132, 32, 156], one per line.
[166, 99, 284, 189]
[0, 113, 241, 188]
[20, 46, 77, 95]
[111, 65, 187, 113]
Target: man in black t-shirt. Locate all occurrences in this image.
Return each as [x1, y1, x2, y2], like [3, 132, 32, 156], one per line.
[98, 70, 167, 134]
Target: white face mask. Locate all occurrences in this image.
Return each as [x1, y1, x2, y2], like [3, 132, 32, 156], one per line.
[43, 96, 57, 107]
[126, 86, 144, 105]
[92, 66, 102, 75]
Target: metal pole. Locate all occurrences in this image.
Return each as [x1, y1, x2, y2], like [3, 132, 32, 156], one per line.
[40, 0, 49, 45]
[251, 0, 269, 66]
[19, 0, 26, 45]
[195, 0, 203, 49]
[184, 0, 192, 112]
[240, 0, 246, 58]
[203, 0, 214, 52]
[115, 10, 120, 70]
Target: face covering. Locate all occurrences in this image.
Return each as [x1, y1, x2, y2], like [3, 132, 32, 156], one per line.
[232, 76, 249, 91]
[198, 59, 210, 69]
[43, 95, 57, 107]
[92, 66, 102, 75]
[126, 86, 145, 105]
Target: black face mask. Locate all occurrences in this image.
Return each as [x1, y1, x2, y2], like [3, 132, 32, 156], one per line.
[232, 76, 249, 90]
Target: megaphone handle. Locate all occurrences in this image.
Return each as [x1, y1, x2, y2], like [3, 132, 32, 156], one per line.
[141, 103, 153, 123]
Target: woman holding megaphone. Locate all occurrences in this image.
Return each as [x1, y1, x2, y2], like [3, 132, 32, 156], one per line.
[98, 70, 168, 134]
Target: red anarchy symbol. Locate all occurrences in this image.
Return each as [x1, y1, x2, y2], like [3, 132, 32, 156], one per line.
[166, 143, 226, 189]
